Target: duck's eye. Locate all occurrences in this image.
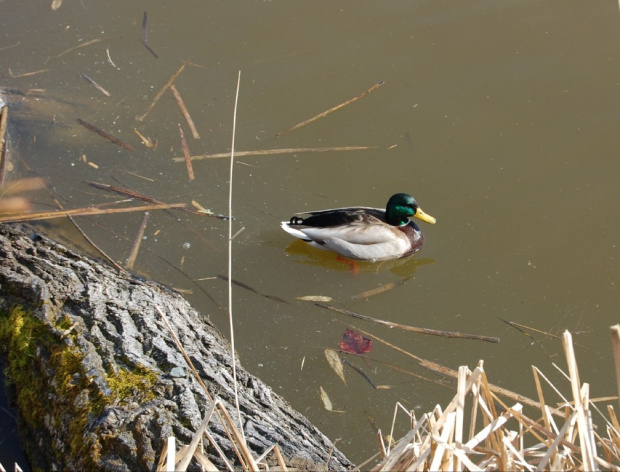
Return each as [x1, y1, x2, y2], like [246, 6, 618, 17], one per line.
[290, 216, 304, 225]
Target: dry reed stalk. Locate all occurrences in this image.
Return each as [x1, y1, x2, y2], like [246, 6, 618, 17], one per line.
[611, 325, 620, 413]
[170, 85, 200, 139]
[275, 81, 384, 138]
[226, 69, 245, 441]
[137, 62, 186, 121]
[77, 118, 135, 151]
[172, 145, 373, 162]
[315, 302, 500, 343]
[368, 329, 620, 471]
[124, 211, 149, 269]
[0, 202, 185, 223]
[0, 103, 8, 187]
[177, 124, 195, 180]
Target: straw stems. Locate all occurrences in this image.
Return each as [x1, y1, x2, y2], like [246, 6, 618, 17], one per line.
[371, 329, 620, 471]
[611, 325, 620, 413]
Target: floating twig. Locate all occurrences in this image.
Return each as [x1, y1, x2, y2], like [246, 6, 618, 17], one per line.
[352, 277, 412, 300]
[1, 69, 49, 79]
[142, 11, 158, 59]
[217, 274, 289, 304]
[77, 118, 135, 151]
[170, 84, 200, 139]
[276, 80, 384, 138]
[0, 103, 8, 187]
[78, 72, 111, 97]
[53, 37, 113, 60]
[125, 212, 150, 269]
[342, 357, 376, 389]
[87, 181, 157, 203]
[0, 202, 186, 223]
[173, 145, 373, 162]
[133, 128, 154, 147]
[178, 124, 194, 180]
[137, 62, 186, 121]
[315, 303, 500, 343]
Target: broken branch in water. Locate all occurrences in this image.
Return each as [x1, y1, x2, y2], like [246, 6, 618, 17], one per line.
[0, 202, 186, 223]
[173, 146, 373, 162]
[142, 11, 158, 58]
[315, 303, 500, 343]
[77, 119, 135, 151]
[137, 62, 187, 121]
[178, 124, 195, 181]
[78, 72, 111, 97]
[275, 81, 384, 138]
[170, 84, 200, 139]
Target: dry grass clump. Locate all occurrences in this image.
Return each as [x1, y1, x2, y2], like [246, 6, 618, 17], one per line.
[367, 329, 620, 471]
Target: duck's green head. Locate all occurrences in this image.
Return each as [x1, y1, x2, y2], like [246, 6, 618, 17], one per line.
[386, 193, 437, 226]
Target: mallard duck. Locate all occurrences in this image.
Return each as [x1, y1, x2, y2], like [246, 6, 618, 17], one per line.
[281, 193, 436, 261]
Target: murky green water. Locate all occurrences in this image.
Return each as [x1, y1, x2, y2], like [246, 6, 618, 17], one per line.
[2, 0, 620, 465]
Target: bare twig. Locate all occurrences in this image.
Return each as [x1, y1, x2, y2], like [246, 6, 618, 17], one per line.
[78, 72, 111, 97]
[137, 62, 186, 121]
[276, 80, 384, 138]
[170, 84, 200, 139]
[315, 303, 500, 343]
[77, 119, 135, 151]
[142, 11, 158, 58]
[0, 202, 186, 223]
[178, 124, 194, 180]
[173, 145, 373, 162]
[0, 104, 8, 187]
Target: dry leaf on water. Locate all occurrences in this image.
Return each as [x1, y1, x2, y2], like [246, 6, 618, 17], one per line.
[325, 348, 346, 384]
[339, 328, 373, 354]
[319, 386, 344, 413]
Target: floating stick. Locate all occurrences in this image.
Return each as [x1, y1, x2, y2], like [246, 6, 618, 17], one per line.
[86, 181, 157, 203]
[77, 119, 135, 151]
[0, 202, 186, 223]
[170, 84, 200, 139]
[125, 211, 150, 269]
[178, 124, 195, 181]
[137, 62, 186, 121]
[172, 145, 372, 162]
[79, 72, 111, 97]
[142, 11, 158, 58]
[315, 303, 500, 343]
[2, 69, 49, 79]
[275, 80, 384, 138]
[0, 104, 8, 187]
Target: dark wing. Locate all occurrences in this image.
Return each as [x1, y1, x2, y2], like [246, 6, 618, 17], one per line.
[295, 207, 387, 228]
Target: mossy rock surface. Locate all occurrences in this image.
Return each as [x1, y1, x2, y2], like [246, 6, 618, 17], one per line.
[0, 224, 353, 471]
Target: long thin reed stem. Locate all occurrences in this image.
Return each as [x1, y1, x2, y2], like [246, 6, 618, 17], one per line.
[228, 70, 244, 439]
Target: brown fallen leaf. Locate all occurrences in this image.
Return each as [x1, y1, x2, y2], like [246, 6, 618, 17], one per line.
[325, 349, 346, 384]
